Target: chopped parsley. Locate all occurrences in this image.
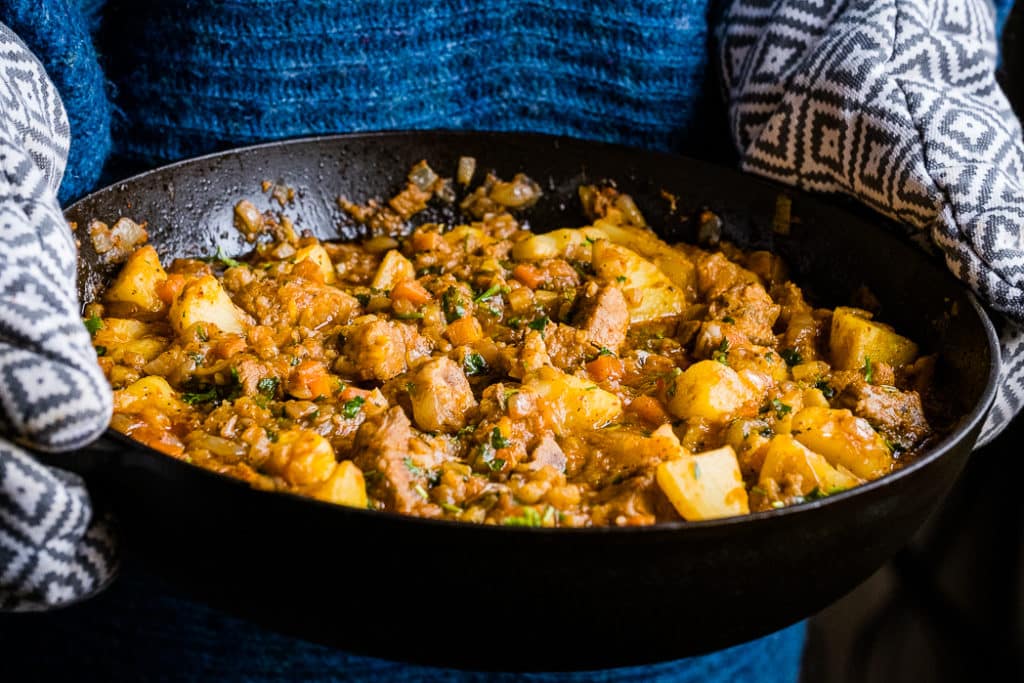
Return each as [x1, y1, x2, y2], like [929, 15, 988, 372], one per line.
[94, 345, 107, 356]
[474, 284, 507, 303]
[182, 388, 219, 405]
[342, 395, 366, 418]
[257, 376, 279, 399]
[290, 356, 301, 366]
[189, 352, 204, 365]
[502, 506, 544, 527]
[464, 352, 487, 376]
[772, 399, 792, 419]
[215, 245, 241, 268]
[84, 314, 103, 336]
[712, 338, 730, 364]
[780, 348, 803, 367]
[722, 316, 735, 324]
[615, 275, 627, 283]
[862, 355, 874, 383]
[355, 293, 371, 307]
[440, 502, 463, 514]
[759, 426, 773, 438]
[196, 326, 209, 342]
[442, 286, 467, 322]
[527, 315, 549, 332]
[814, 380, 836, 399]
[487, 457, 506, 472]
[597, 347, 616, 357]
[403, 457, 425, 478]
[490, 427, 510, 450]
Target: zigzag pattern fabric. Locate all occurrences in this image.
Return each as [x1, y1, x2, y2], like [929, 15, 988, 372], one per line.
[719, 0, 1024, 444]
[0, 24, 115, 609]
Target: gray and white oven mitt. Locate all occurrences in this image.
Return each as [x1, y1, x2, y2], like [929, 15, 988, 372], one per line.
[720, 0, 1024, 445]
[0, 24, 116, 610]
[2, 0, 1024, 610]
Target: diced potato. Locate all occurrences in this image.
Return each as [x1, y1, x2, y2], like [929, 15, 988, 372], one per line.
[113, 375, 186, 415]
[830, 307, 918, 371]
[656, 445, 750, 521]
[667, 360, 753, 421]
[407, 358, 477, 433]
[264, 428, 338, 486]
[309, 460, 367, 508]
[169, 274, 248, 336]
[104, 245, 168, 314]
[758, 434, 862, 496]
[724, 418, 772, 476]
[94, 318, 169, 363]
[443, 225, 491, 253]
[791, 360, 830, 383]
[293, 243, 336, 284]
[370, 250, 416, 291]
[511, 227, 604, 262]
[591, 241, 687, 322]
[791, 406, 892, 480]
[525, 365, 622, 432]
[591, 220, 697, 298]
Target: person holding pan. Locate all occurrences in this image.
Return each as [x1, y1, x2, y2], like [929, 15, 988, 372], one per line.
[1, 1, 1022, 680]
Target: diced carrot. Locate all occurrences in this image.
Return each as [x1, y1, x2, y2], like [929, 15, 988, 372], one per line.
[446, 315, 483, 345]
[156, 273, 187, 306]
[390, 279, 433, 306]
[513, 263, 544, 289]
[339, 385, 374, 402]
[287, 360, 335, 400]
[630, 395, 671, 426]
[586, 354, 624, 383]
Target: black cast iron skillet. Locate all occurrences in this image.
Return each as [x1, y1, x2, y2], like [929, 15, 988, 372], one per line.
[54, 131, 999, 671]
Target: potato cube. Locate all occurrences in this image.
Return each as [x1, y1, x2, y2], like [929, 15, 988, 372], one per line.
[169, 274, 248, 336]
[511, 227, 603, 261]
[656, 445, 750, 521]
[758, 434, 862, 496]
[591, 241, 687, 322]
[791, 406, 893, 480]
[830, 307, 918, 371]
[667, 360, 753, 421]
[113, 375, 186, 415]
[370, 249, 416, 291]
[525, 365, 622, 432]
[104, 245, 168, 314]
[309, 460, 368, 509]
[591, 220, 697, 297]
[293, 243, 336, 284]
[265, 429, 338, 486]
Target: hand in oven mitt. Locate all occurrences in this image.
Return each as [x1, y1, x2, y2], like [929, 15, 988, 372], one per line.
[719, 0, 1024, 445]
[0, 23, 115, 610]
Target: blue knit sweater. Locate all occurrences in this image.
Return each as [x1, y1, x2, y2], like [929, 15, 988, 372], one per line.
[0, 0, 1015, 680]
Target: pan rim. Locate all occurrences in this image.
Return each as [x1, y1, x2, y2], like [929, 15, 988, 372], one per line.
[67, 129, 1003, 536]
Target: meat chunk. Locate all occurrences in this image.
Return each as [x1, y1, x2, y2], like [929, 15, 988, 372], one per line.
[543, 323, 591, 372]
[407, 358, 477, 433]
[339, 318, 430, 381]
[575, 284, 629, 353]
[528, 434, 567, 472]
[837, 380, 930, 450]
[352, 406, 442, 517]
[708, 282, 780, 346]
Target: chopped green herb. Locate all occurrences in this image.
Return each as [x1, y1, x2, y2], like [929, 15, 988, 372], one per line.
[814, 380, 836, 399]
[413, 484, 429, 500]
[764, 351, 775, 361]
[615, 275, 628, 283]
[189, 352, 204, 365]
[712, 338, 730, 364]
[290, 356, 301, 366]
[456, 424, 476, 438]
[502, 507, 543, 527]
[355, 293, 371, 307]
[487, 458, 506, 472]
[342, 395, 366, 418]
[464, 352, 487, 377]
[84, 314, 103, 336]
[780, 348, 803, 367]
[527, 315, 549, 332]
[416, 265, 443, 277]
[403, 456, 425, 478]
[862, 355, 874, 383]
[759, 426, 773, 438]
[490, 427, 510, 450]
[264, 428, 279, 443]
[196, 326, 209, 342]
[442, 286, 467, 323]
[182, 388, 219, 405]
[722, 316, 735, 324]
[94, 345, 107, 356]
[405, 381, 417, 394]
[751, 486, 768, 496]
[474, 284, 507, 302]
[597, 347, 615, 357]
[215, 245, 241, 268]
[257, 376, 279, 399]
[230, 366, 240, 382]
[772, 398, 792, 418]
[506, 316, 523, 328]
[440, 502, 463, 514]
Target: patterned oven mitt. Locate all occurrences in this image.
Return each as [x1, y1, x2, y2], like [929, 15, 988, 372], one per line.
[0, 24, 116, 609]
[719, 0, 1024, 445]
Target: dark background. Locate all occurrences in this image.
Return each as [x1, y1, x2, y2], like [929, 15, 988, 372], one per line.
[801, 8, 1024, 681]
